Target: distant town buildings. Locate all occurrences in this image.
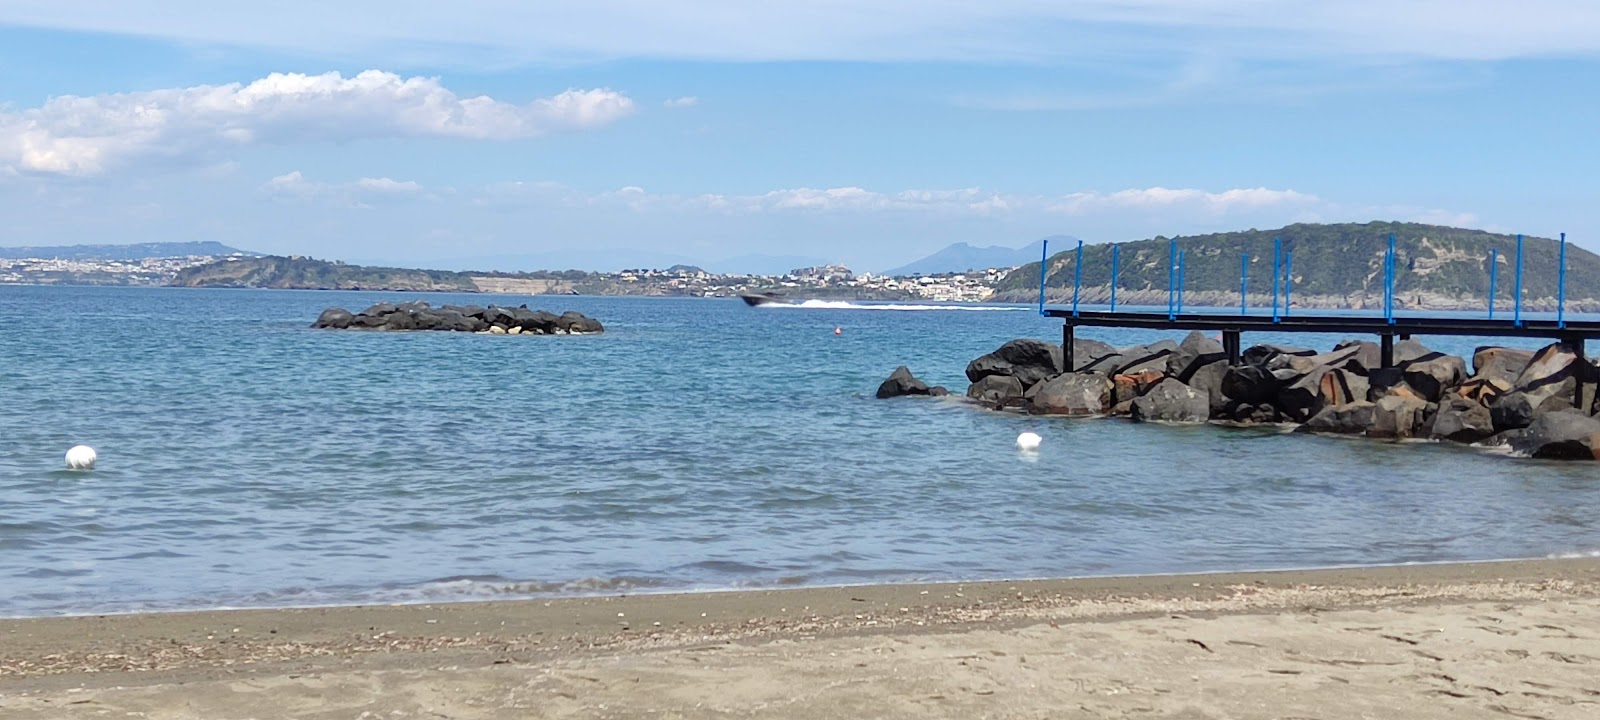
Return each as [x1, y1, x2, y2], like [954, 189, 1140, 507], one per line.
[1, 251, 1020, 302]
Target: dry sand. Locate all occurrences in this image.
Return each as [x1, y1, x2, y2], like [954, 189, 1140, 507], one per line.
[4, 559, 1600, 719]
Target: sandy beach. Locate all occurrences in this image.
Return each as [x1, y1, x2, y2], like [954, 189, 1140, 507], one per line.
[2, 559, 1598, 719]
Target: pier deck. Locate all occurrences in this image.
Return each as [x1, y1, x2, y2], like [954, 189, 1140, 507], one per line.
[1046, 309, 1600, 369]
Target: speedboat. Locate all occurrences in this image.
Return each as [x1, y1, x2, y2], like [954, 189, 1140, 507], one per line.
[738, 292, 787, 307]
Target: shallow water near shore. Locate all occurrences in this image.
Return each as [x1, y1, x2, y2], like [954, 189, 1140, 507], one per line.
[2, 285, 1599, 617]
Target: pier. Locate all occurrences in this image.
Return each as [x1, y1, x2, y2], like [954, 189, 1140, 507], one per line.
[1037, 232, 1599, 371]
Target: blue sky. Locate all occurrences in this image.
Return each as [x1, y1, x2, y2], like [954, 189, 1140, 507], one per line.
[1, 1, 1596, 273]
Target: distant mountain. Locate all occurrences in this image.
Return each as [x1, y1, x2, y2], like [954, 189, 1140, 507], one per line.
[0, 241, 254, 261]
[991, 221, 1600, 310]
[885, 236, 1069, 276]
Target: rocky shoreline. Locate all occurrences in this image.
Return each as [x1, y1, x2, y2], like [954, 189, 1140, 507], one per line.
[312, 301, 604, 335]
[882, 332, 1600, 460]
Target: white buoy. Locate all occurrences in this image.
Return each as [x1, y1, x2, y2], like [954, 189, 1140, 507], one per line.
[65, 445, 96, 470]
[1015, 432, 1042, 451]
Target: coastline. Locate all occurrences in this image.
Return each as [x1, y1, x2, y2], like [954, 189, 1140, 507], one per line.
[6, 558, 1600, 718]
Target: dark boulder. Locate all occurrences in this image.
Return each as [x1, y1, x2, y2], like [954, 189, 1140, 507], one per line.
[967, 375, 1025, 409]
[1131, 378, 1209, 423]
[965, 339, 1064, 387]
[1241, 344, 1316, 368]
[1221, 363, 1280, 405]
[1491, 391, 1574, 432]
[482, 306, 516, 328]
[1400, 353, 1467, 402]
[1114, 340, 1179, 375]
[1070, 338, 1118, 372]
[1301, 401, 1376, 434]
[1428, 396, 1495, 443]
[1166, 331, 1226, 382]
[1275, 367, 1331, 423]
[1185, 361, 1232, 417]
[1509, 410, 1600, 460]
[1473, 347, 1535, 385]
[1317, 367, 1369, 407]
[359, 302, 400, 317]
[1331, 340, 1382, 374]
[312, 307, 355, 329]
[1369, 395, 1428, 439]
[876, 366, 933, 399]
[1111, 370, 1165, 406]
[556, 311, 604, 334]
[381, 311, 420, 331]
[1366, 367, 1423, 401]
[1027, 373, 1114, 416]
[1455, 376, 1511, 405]
[1394, 338, 1434, 365]
[1511, 342, 1587, 405]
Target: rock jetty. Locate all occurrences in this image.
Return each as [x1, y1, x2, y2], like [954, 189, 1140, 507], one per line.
[312, 301, 604, 335]
[883, 331, 1600, 460]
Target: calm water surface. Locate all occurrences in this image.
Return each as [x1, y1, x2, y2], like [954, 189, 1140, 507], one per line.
[1, 285, 1597, 616]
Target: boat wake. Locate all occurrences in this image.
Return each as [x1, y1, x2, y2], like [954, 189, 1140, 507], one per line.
[764, 300, 1026, 312]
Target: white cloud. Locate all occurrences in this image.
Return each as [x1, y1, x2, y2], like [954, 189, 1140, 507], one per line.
[0, 70, 636, 177]
[663, 96, 699, 108]
[355, 177, 423, 194]
[261, 171, 430, 208]
[480, 182, 1321, 219]
[1051, 187, 1319, 215]
[3, 2, 1599, 64]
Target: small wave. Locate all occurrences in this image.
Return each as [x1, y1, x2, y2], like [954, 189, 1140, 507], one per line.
[1547, 549, 1600, 559]
[765, 300, 1025, 312]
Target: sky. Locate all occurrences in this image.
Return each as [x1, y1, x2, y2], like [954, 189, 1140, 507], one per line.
[0, 1, 1596, 273]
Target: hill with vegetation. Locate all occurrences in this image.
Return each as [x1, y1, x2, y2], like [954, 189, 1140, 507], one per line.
[992, 221, 1600, 311]
[0, 241, 253, 260]
[169, 256, 479, 292]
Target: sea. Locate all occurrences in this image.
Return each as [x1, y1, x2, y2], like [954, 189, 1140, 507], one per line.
[2, 285, 1598, 617]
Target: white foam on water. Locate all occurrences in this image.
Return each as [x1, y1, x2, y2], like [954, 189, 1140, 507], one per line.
[765, 299, 1026, 312]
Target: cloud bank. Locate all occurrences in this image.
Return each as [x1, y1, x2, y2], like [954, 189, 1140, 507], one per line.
[3, 1, 1598, 64]
[0, 70, 635, 176]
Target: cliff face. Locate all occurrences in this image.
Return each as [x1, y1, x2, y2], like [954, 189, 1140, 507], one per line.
[993, 222, 1600, 310]
[168, 256, 480, 292]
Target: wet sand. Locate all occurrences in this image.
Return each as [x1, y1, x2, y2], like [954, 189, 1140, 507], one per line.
[4, 558, 1600, 719]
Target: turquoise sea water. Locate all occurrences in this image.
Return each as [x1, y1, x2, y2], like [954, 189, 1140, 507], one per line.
[2, 285, 1598, 617]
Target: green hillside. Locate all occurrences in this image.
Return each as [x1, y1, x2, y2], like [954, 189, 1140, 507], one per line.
[169, 256, 479, 292]
[993, 221, 1599, 308]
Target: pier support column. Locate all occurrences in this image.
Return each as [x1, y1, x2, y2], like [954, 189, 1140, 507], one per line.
[1062, 323, 1076, 372]
[1222, 330, 1242, 365]
[1380, 333, 1395, 369]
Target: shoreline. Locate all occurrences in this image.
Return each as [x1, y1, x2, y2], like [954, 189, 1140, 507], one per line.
[7, 557, 1600, 717]
[6, 553, 1593, 622]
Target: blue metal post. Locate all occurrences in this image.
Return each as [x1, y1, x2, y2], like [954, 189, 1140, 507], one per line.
[1240, 254, 1248, 316]
[1283, 251, 1293, 317]
[1386, 234, 1396, 324]
[1177, 250, 1186, 314]
[1488, 248, 1498, 319]
[1071, 240, 1083, 317]
[1514, 233, 1524, 327]
[1109, 245, 1120, 312]
[1271, 236, 1281, 323]
[1036, 239, 1049, 315]
[1558, 232, 1568, 328]
[1167, 238, 1177, 320]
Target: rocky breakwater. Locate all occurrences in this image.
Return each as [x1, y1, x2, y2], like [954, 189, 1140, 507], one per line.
[924, 330, 1600, 460]
[312, 301, 604, 335]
